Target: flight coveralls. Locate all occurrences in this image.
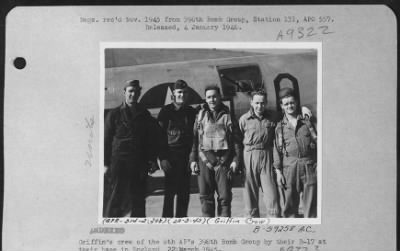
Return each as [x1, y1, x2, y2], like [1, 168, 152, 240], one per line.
[104, 102, 160, 217]
[239, 109, 281, 218]
[189, 103, 241, 217]
[273, 115, 318, 218]
[157, 103, 197, 217]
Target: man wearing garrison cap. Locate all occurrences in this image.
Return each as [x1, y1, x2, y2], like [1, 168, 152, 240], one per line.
[273, 87, 318, 218]
[104, 79, 160, 217]
[157, 80, 197, 217]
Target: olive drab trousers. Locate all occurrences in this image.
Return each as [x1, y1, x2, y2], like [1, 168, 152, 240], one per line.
[198, 157, 232, 217]
[162, 148, 191, 218]
[243, 147, 280, 217]
[103, 158, 147, 218]
[280, 157, 317, 218]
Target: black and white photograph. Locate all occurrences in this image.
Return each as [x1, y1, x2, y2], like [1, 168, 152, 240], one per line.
[2, 5, 396, 251]
[101, 44, 321, 223]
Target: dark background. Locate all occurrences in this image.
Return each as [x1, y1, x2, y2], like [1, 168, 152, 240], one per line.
[0, 1, 398, 250]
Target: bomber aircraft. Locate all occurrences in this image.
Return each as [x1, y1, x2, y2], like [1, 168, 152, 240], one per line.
[103, 48, 319, 217]
[104, 48, 318, 122]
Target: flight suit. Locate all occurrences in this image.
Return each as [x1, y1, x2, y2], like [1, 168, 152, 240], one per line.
[239, 109, 281, 218]
[190, 103, 241, 217]
[158, 103, 197, 217]
[104, 102, 160, 217]
[273, 115, 317, 218]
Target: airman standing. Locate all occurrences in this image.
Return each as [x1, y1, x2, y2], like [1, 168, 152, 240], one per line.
[103, 80, 160, 217]
[157, 80, 197, 217]
[189, 85, 241, 217]
[273, 87, 318, 218]
[239, 90, 281, 218]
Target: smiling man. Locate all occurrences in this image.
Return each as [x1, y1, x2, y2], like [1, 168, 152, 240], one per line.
[239, 90, 281, 218]
[189, 85, 241, 217]
[157, 80, 197, 217]
[273, 87, 318, 218]
[103, 80, 160, 217]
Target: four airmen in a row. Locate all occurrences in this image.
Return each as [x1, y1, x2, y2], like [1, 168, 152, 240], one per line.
[104, 79, 317, 218]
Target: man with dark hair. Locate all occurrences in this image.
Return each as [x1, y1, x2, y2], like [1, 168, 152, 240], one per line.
[190, 85, 241, 217]
[104, 80, 160, 217]
[273, 87, 318, 218]
[204, 85, 221, 95]
[157, 80, 197, 217]
[239, 90, 281, 218]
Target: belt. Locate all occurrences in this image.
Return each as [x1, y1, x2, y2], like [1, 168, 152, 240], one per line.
[284, 152, 313, 158]
[244, 143, 270, 151]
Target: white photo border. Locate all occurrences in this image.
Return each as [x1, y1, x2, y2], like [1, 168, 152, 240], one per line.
[99, 42, 322, 225]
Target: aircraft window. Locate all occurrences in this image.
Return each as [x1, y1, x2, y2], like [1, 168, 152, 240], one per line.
[273, 73, 300, 112]
[217, 65, 262, 97]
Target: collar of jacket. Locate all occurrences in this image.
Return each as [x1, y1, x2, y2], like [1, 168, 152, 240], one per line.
[201, 102, 230, 117]
[167, 102, 189, 112]
[246, 108, 270, 120]
[120, 102, 150, 119]
[281, 113, 303, 126]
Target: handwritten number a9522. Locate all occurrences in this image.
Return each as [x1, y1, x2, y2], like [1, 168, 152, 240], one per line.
[276, 26, 334, 40]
